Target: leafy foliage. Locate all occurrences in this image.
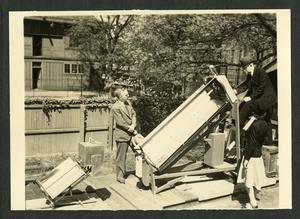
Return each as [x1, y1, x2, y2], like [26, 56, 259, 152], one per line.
[127, 14, 276, 82]
[68, 13, 276, 91]
[133, 84, 186, 136]
[68, 15, 135, 90]
[25, 97, 112, 123]
[66, 13, 276, 134]
[25, 97, 111, 106]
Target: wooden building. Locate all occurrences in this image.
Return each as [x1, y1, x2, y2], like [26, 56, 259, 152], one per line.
[24, 16, 88, 91]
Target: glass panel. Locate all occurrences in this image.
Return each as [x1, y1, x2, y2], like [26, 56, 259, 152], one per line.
[64, 64, 70, 73]
[72, 64, 77, 73]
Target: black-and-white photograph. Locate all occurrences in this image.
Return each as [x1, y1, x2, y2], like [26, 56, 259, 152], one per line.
[9, 10, 291, 210]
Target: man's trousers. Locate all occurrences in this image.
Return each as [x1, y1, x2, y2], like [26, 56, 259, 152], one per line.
[116, 141, 130, 180]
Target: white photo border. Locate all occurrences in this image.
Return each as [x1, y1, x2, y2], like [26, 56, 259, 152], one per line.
[9, 9, 291, 210]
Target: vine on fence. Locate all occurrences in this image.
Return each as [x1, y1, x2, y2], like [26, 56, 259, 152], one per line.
[25, 97, 112, 123]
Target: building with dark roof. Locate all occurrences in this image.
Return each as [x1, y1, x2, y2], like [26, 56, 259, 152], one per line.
[24, 16, 89, 91]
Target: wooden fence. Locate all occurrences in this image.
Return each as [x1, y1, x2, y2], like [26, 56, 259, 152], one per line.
[25, 104, 114, 156]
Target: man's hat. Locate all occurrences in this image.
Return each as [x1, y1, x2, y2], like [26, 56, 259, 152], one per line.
[240, 51, 257, 67]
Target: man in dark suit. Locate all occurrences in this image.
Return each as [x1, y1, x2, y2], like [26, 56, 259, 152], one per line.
[111, 87, 137, 183]
[237, 52, 277, 128]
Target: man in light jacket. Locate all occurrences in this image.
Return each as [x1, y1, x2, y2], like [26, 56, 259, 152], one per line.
[111, 87, 137, 183]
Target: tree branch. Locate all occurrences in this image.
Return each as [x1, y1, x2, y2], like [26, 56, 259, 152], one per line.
[178, 22, 263, 46]
[254, 14, 277, 38]
[110, 15, 133, 53]
[115, 15, 133, 39]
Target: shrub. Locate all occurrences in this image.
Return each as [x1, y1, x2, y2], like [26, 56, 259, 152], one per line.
[133, 83, 186, 136]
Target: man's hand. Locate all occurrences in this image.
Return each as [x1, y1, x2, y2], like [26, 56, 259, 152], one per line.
[128, 124, 136, 133]
[243, 96, 252, 102]
[128, 126, 134, 133]
[243, 159, 249, 169]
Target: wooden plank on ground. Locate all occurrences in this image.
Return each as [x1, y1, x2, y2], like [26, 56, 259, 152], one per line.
[109, 181, 161, 210]
[25, 193, 111, 210]
[176, 176, 277, 202]
[85, 176, 137, 210]
[125, 176, 166, 209]
[184, 179, 234, 201]
[155, 189, 187, 208]
[126, 175, 199, 209]
[170, 188, 198, 204]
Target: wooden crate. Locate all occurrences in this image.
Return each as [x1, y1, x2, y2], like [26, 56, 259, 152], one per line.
[262, 145, 278, 177]
[79, 141, 104, 165]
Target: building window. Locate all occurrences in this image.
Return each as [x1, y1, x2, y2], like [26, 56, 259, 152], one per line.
[32, 36, 42, 56]
[64, 63, 84, 74]
[78, 64, 84, 73]
[64, 64, 70, 73]
[32, 62, 41, 89]
[71, 64, 77, 73]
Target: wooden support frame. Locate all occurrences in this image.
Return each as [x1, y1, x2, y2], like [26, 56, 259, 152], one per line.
[150, 163, 237, 194]
[144, 101, 241, 194]
[36, 172, 90, 208]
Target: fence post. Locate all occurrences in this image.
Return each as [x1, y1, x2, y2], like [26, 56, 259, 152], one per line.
[107, 108, 114, 151]
[80, 74, 83, 97]
[79, 104, 86, 142]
